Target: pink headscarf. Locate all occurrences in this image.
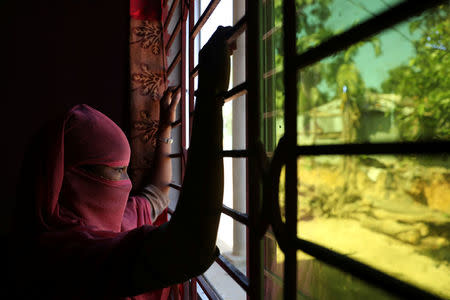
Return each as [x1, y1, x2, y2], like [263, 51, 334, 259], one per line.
[11, 104, 177, 299]
[36, 104, 132, 233]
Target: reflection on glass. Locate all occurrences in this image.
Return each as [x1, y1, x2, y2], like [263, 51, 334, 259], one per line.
[296, 0, 403, 53]
[298, 4, 449, 144]
[296, 155, 450, 298]
[297, 251, 399, 300]
[262, 0, 285, 154]
[264, 230, 284, 299]
[264, 232, 401, 299]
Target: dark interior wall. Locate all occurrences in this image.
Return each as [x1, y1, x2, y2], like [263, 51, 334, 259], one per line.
[1, 0, 130, 234]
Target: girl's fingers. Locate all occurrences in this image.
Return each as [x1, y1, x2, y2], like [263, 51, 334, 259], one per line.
[162, 90, 173, 106]
[170, 91, 181, 110]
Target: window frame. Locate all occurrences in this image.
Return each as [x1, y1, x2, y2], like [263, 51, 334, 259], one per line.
[164, 0, 257, 299]
[165, 0, 450, 299]
[276, 0, 449, 299]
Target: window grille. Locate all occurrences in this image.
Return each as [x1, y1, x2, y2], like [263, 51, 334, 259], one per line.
[165, 0, 450, 299]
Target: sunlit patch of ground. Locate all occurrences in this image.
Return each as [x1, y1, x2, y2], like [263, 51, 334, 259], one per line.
[299, 218, 450, 299]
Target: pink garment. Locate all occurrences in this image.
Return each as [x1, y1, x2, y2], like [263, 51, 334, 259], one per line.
[13, 104, 174, 299]
[58, 104, 132, 232]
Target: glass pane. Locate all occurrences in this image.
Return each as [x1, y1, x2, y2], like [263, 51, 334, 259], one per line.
[264, 230, 284, 299]
[264, 273, 284, 300]
[264, 231, 402, 299]
[297, 251, 400, 300]
[297, 154, 450, 299]
[298, 4, 450, 144]
[262, 0, 285, 155]
[216, 213, 247, 275]
[296, 0, 404, 54]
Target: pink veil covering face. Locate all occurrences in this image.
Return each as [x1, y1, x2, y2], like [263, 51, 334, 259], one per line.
[8, 104, 177, 299]
[36, 104, 132, 233]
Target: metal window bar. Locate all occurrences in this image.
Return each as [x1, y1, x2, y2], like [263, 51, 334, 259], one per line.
[215, 254, 250, 292]
[167, 50, 182, 77]
[222, 81, 247, 104]
[225, 14, 247, 44]
[166, 18, 182, 53]
[220, 150, 249, 158]
[262, 25, 281, 41]
[166, 0, 185, 213]
[168, 152, 183, 158]
[246, 0, 263, 299]
[190, 15, 247, 80]
[190, 0, 221, 39]
[179, 1, 199, 297]
[188, 0, 195, 143]
[169, 182, 182, 191]
[180, 0, 188, 180]
[164, 0, 180, 32]
[296, 141, 450, 156]
[294, 237, 443, 300]
[194, 81, 247, 102]
[190, 64, 199, 78]
[282, 0, 298, 299]
[275, 0, 448, 300]
[221, 205, 249, 226]
[196, 275, 223, 300]
[171, 119, 182, 128]
[294, 0, 445, 71]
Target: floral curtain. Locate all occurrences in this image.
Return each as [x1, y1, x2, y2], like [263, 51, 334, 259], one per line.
[129, 2, 189, 298]
[129, 0, 169, 192]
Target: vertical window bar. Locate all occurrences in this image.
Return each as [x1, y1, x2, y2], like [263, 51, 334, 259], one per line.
[187, 1, 197, 298]
[282, 0, 298, 299]
[180, 0, 187, 179]
[246, 0, 263, 299]
[189, 0, 196, 142]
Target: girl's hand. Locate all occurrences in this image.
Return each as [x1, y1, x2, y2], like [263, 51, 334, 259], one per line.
[198, 26, 235, 96]
[159, 87, 181, 130]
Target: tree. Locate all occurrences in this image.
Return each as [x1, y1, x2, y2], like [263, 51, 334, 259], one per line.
[381, 5, 450, 141]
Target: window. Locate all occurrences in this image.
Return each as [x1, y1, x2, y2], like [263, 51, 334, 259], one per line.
[165, 0, 449, 299]
[165, 0, 252, 299]
[262, 0, 449, 299]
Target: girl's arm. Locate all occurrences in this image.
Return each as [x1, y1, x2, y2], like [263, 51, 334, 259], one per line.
[129, 26, 232, 294]
[138, 89, 180, 221]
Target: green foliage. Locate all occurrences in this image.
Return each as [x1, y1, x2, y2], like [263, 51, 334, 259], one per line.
[381, 5, 450, 140]
[265, 0, 449, 143]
